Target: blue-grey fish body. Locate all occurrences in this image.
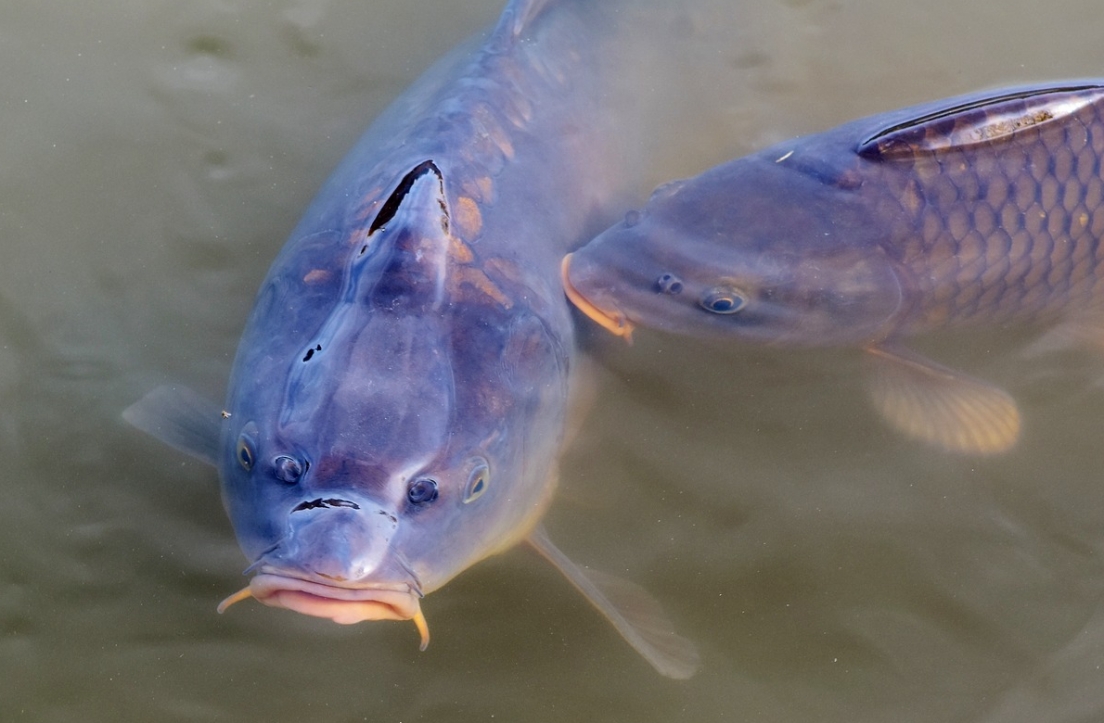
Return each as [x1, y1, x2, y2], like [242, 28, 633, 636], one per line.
[127, 0, 698, 678]
[564, 82, 1104, 454]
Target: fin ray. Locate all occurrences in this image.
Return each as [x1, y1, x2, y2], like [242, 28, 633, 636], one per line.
[527, 526, 700, 679]
[864, 345, 1021, 454]
[122, 385, 223, 466]
[1023, 313, 1104, 358]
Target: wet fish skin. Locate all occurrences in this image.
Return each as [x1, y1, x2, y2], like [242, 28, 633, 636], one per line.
[564, 81, 1104, 454]
[223, 0, 609, 632]
[127, 0, 699, 678]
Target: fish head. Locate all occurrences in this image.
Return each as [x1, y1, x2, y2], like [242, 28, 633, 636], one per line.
[564, 152, 905, 347]
[217, 161, 569, 640]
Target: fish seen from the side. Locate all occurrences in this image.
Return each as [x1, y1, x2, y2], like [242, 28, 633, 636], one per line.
[564, 81, 1104, 454]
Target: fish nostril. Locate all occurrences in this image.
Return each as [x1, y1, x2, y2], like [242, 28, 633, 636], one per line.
[655, 273, 684, 295]
[274, 455, 305, 484]
[407, 477, 439, 504]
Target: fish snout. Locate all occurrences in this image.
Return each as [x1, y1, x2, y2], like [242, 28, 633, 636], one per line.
[561, 254, 634, 341]
[216, 494, 431, 647]
[218, 570, 430, 648]
[275, 495, 400, 583]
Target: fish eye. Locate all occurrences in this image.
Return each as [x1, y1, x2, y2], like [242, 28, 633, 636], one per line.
[655, 273, 684, 295]
[463, 461, 490, 504]
[408, 477, 439, 505]
[273, 455, 304, 484]
[699, 286, 747, 315]
[235, 424, 257, 471]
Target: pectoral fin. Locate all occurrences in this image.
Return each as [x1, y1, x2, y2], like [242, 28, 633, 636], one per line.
[122, 385, 223, 466]
[1022, 315, 1104, 358]
[863, 345, 1021, 454]
[527, 526, 700, 679]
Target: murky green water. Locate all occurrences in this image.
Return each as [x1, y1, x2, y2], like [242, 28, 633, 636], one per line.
[3, 0, 1104, 720]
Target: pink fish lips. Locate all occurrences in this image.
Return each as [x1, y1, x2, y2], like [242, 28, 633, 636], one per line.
[218, 573, 431, 649]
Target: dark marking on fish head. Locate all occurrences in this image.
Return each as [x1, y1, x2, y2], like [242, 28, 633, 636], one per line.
[368, 160, 448, 236]
[219, 142, 569, 594]
[266, 490, 405, 585]
[219, 299, 457, 568]
[221, 286, 568, 595]
[349, 160, 454, 314]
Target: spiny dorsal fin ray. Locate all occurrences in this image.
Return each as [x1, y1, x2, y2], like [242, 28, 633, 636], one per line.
[527, 525, 701, 679]
[863, 345, 1021, 455]
[858, 82, 1104, 159]
[122, 385, 223, 466]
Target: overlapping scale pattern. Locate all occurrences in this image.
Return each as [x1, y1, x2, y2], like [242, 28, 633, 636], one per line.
[874, 90, 1104, 332]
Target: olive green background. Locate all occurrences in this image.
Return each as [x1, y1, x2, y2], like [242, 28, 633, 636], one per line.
[2, 0, 1104, 721]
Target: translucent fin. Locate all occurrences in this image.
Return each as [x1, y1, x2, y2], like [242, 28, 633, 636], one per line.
[563, 354, 599, 449]
[864, 345, 1021, 455]
[527, 526, 700, 679]
[122, 385, 223, 466]
[493, 0, 556, 42]
[1022, 315, 1104, 358]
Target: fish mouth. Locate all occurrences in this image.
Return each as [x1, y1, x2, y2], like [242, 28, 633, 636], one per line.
[561, 254, 634, 342]
[218, 573, 431, 650]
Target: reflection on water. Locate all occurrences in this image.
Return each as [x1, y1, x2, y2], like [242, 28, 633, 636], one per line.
[2, 0, 1104, 720]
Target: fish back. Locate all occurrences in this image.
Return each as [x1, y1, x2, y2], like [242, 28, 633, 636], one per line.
[861, 82, 1104, 332]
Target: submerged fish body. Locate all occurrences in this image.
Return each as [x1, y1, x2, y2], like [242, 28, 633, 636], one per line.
[126, 0, 698, 678]
[564, 81, 1104, 454]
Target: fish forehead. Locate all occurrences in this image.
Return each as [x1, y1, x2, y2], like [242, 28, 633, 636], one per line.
[217, 0, 632, 592]
[597, 157, 870, 290]
[279, 314, 456, 466]
[270, 168, 461, 466]
[232, 0, 651, 385]
[222, 148, 567, 459]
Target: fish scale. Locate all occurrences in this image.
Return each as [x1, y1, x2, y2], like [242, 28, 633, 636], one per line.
[563, 81, 1104, 455]
[869, 89, 1104, 331]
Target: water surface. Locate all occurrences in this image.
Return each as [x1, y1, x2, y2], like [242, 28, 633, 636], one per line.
[3, 0, 1104, 720]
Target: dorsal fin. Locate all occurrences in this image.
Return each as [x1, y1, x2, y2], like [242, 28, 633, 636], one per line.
[858, 82, 1104, 160]
[489, 0, 556, 49]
